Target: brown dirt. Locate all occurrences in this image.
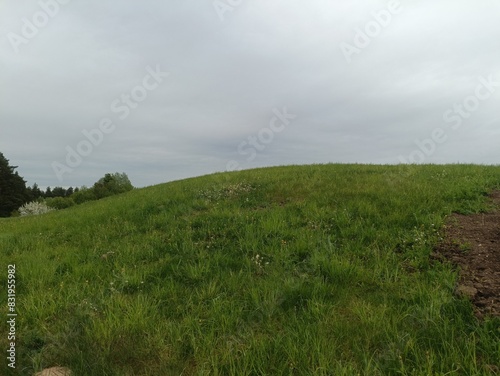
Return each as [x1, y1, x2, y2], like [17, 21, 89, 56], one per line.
[433, 191, 500, 319]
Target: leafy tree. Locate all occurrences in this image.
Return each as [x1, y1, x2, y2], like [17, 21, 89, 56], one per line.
[0, 152, 29, 217]
[72, 186, 96, 204]
[92, 172, 133, 199]
[46, 197, 76, 210]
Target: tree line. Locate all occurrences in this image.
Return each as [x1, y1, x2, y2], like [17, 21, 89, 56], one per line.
[27, 184, 77, 200]
[0, 152, 133, 217]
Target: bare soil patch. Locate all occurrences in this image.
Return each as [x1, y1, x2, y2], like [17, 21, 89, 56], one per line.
[433, 191, 500, 319]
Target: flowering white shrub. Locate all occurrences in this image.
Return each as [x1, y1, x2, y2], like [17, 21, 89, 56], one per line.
[19, 201, 55, 216]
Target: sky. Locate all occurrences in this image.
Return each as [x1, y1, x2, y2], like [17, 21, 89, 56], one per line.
[1, 0, 499, 189]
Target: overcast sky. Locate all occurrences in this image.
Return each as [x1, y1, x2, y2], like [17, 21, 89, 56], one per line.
[1, 0, 499, 189]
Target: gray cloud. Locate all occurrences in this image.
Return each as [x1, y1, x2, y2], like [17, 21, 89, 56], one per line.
[1, 0, 499, 188]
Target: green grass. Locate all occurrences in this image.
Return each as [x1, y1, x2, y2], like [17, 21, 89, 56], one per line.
[1, 164, 500, 375]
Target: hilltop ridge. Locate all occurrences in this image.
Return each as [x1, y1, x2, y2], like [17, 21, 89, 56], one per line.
[1, 164, 500, 375]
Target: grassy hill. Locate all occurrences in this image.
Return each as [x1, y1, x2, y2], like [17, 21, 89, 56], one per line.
[1, 164, 500, 375]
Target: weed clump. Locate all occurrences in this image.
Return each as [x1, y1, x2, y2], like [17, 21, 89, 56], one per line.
[198, 182, 255, 202]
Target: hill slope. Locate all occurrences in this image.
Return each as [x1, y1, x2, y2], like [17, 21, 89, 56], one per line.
[1, 164, 500, 375]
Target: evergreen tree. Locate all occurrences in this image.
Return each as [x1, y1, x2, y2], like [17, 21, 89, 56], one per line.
[31, 183, 44, 199]
[26, 183, 44, 201]
[0, 152, 29, 217]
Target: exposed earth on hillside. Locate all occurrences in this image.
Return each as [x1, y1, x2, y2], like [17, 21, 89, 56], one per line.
[433, 191, 500, 319]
